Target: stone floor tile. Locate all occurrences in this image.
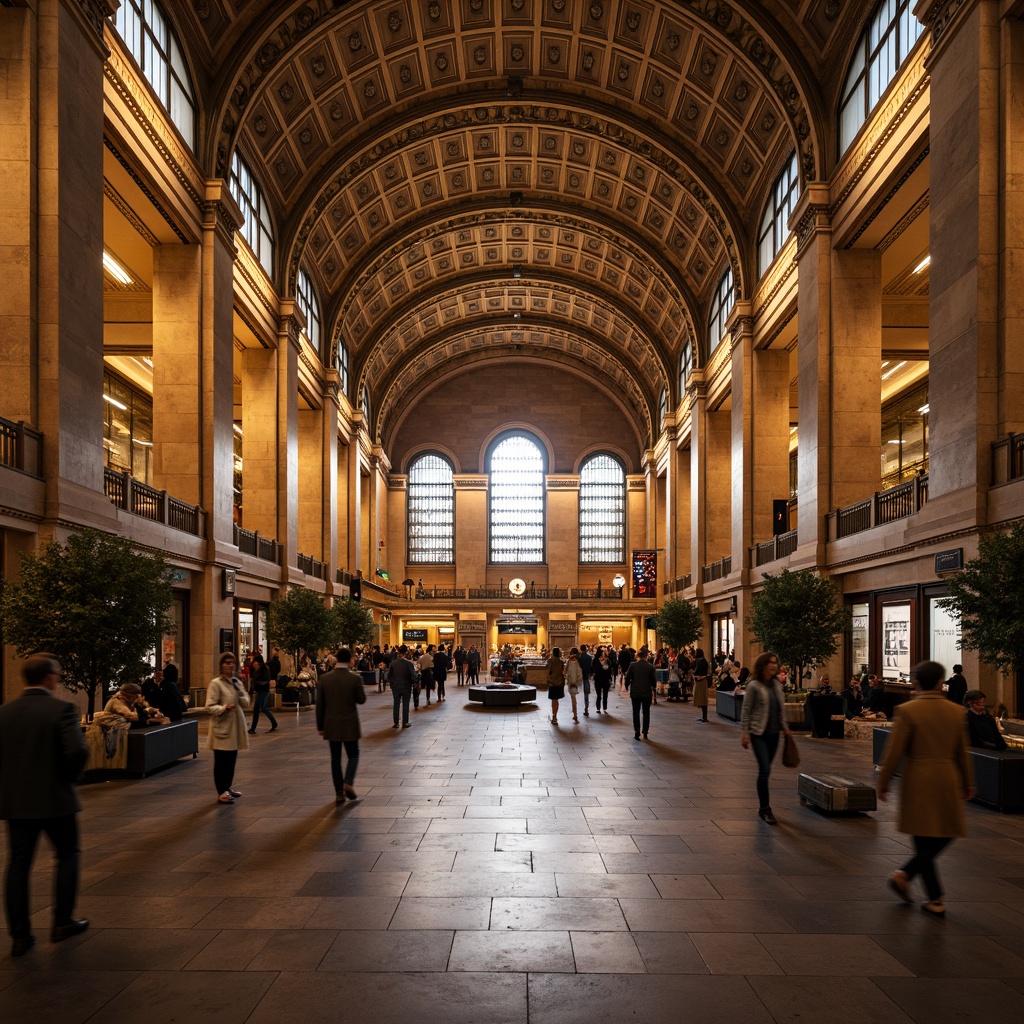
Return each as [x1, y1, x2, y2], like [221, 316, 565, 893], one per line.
[747, 975, 915, 1023]
[631, 930, 711, 974]
[403, 870, 557, 898]
[302, 896, 400, 930]
[687, 932, 784, 975]
[388, 896, 493, 930]
[619, 898, 796, 934]
[873, 978, 1024, 1024]
[295, 870, 410, 897]
[648, 874, 721, 900]
[452, 850, 533, 873]
[755, 933, 914, 976]
[194, 896, 322, 930]
[570, 931, 646, 973]
[872, 932, 1024, 977]
[0, 970, 139, 1022]
[246, 929, 338, 971]
[554, 872, 660, 898]
[491, 897, 627, 931]
[318, 929, 454, 972]
[448, 929, 574, 972]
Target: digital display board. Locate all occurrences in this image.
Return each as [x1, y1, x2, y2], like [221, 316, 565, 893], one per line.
[631, 550, 657, 597]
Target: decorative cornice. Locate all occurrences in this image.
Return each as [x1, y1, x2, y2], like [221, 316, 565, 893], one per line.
[68, 0, 115, 56]
[790, 183, 832, 257]
[103, 181, 160, 247]
[878, 190, 931, 253]
[918, 0, 974, 60]
[203, 179, 244, 250]
[453, 476, 488, 489]
[104, 138, 188, 243]
[546, 478, 580, 490]
[842, 148, 929, 249]
[752, 237, 797, 319]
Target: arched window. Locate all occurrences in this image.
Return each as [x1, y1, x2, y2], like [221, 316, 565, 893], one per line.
[489, 434, 545, 563]
[679, 337, 693, 397]
[757, 152, 800, 278]
[658, 388, 668, 432]
[360, 385, 371, 429]
[336, 338, 350, 394]
[295, 270, 321, 354]
[839, 0, 924, 155]
[113, 0, 197, 150]
[407, 453, 455, 564]
[229, 150, 274, 278]
[579, 454, 626, 564]
[707, 268, 735, 355]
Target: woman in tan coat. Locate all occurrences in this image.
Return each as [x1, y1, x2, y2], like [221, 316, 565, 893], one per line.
[206, 653, 250, 804]
[877, 660, 974, 916]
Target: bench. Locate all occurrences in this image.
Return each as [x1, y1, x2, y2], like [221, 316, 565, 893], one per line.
[873, 726, 1024, 813]
[125, 720, 199, 777]
[798, 772, 877, 813]
[716, 691, 743, 721]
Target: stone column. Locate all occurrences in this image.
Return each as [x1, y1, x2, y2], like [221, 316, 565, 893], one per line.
[240, 348, 277, 537]
[453, 475, 487, 589]
[546, 476, 579, 588]
[730, 306, 755, 572]
[321, 371, 341, 585]
[689, 374, 708, 580]
[276, 309, 301, 581]
[1001, 17, 1024, 435]
[672, 432, 692, 582]
[918, 0, 1001, 511]
[792, 187, 881, 558]
[297, 404, 324, 561]
[704, 410, 731, 564]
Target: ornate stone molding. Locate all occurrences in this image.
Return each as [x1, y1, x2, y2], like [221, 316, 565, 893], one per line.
[104, 138, 188, 243]
[453, 476, 488, 489]
[545, 477, 580, 490]
[752, 237, 797, 319]
[790, 184, 832, 257]
[103, 181, 159, 247]
[67, 0, 115, 56]
[918, 0, 974, 59]
[842, 147, 929, 249]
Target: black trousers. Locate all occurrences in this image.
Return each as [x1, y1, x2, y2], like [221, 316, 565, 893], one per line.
[328, 740, 360, 794]
[5, 815, 80, 938]
[631, 694, 652, 736]
[213, 749, 238, 795]
[594, 682, 611, 711]
[251, 688, 278, 730]
[902, 836, 954, 901]
[393, 690, 410, 725]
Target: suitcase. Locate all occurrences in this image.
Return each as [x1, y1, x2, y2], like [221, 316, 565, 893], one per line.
[798, 772, 877, 813]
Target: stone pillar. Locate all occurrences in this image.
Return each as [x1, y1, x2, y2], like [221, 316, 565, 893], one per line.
[627, 475, 647, 569]
[792, 188, 881, 557]
[730, 307, 755, 571]
[919, 0, 1001, 512]
[240, 348, 277, 537]
[276, 310, 300, 579]
[321, 372, 341, 583]
[672, 433, 692, 582]
[1001, 17, 1024, 435]
[454, 475, 487, 588]
[297, 405, 323, 559]
[546, 476, 579, 588]
[346, 437, 362, 574]
[705, 411, 731, 563]
[689, 375, 708, 579]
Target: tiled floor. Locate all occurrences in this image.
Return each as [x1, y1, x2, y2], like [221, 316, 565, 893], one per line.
[4, 685, 1024, 1023]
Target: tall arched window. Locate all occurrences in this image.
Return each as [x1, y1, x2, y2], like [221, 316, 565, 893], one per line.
[229, 150, 274, 278]
[295, 270, 321, 354]
[658, 388, 668, 432]
[489, 434, 545, 563]
[679, 337, 693, 398]
[839, 0, 924, 155]
[707, 268, 735, 355]
[336, 338, 350, 394]
[579, 454, 626, 564]
[360, 386, 371, 429]
[407, 454, 455, 564]
[757, 152, 800, 278]
[113, 0, 197, 150]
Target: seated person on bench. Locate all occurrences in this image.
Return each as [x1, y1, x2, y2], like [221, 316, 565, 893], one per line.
[103, 683, 168, 728]
[965, 690, 1007, 751]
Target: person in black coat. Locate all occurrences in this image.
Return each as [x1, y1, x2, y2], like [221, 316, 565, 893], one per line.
[964, 691, 1007, 750]
[625, 647, 657, 740]
[0, 654, 90, 956]
[946, 665, 968, 705]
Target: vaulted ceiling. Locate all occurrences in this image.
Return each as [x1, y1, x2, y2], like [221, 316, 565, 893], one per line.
[165, 0, 871, 448]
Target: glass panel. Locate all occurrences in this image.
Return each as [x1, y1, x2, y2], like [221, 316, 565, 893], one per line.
[489, 435, 544, 563]
[407, 454, 455, 564]
[850, 602, 870, 675]
[579, 454, 626, 563]
[103, 370, 154, 486]
[229, 150, 275, 279]
[881, 602, 912, 682]
[929, 598, 960, 672]
[296, 270, 321, 353]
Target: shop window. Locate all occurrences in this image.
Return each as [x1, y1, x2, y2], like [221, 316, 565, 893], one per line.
[295, 269, 321, 354]
[229, 149, 274, 278]
[112, 0, 197, 151]
[881, 381, 929, 489]
[707, 268, 735, 355]
[757, 152, 800, 278]
[579, 453, 626, 564]
[839, 0, 924, 155]
[850, 602, 870, 676]
[489, 433, 545, 563]
[233, 423, 243, 525]
[103, 371, 153, 485]
[407, 453, 455, 564]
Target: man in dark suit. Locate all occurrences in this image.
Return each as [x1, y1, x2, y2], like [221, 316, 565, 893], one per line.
[625, 646, 657, 741]
[388, 645, 419, 729]
[316, 648, 367, 804]
[466, 645, 481, 685]
[946, 665, 968, 705]
[0, 654, 89, 956]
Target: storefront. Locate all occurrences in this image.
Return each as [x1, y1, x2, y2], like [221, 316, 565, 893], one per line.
[577, 620, 634, 651]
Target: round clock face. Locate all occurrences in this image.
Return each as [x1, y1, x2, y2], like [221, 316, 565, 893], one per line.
[509, 577, 526, 596]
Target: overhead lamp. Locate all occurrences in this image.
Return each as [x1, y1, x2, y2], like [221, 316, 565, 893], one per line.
[512, 312, 521, 319]
[233, 423, 244, 435]
[918, 404, 930, 415]
[132, 439, 153, 447]
[612, 573, 626, 590]
[103, 393, 128, 411]
[881, 360, 906, 381]
[512, 265, 522, 279]
[102, 251, 133, 285]
[913, 255, 931, 274]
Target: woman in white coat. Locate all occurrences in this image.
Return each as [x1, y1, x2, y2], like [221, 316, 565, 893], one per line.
[206, 652, 250, 804]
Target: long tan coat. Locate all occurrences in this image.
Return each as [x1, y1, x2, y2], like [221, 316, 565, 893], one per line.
[877, 690, 974, 838]
[205, 675, 250, 751]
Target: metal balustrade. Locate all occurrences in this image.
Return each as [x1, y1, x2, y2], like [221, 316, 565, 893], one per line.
[992, 434, 1024, 484]
[104, 468, 203, 537]
[0, 416, 43, 477]
[700, 555, 732, 584]
[833, 474, 928, 540]
[233, 523, 279, 563]
[297, 553, 326, 580]
[752, 529, 799, 567]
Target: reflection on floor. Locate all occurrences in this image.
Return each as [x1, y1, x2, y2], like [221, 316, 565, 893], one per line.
[5, 685, 1024, 1023]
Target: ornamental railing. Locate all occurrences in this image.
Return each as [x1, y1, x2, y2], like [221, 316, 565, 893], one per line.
[700, 555, 732, 584]
[104, 468, 203, 537]
[832, 474, 928, 540]
[0, 416, 43, 477]
[992, 434, 1024, 484]
[233, 523, 279, 563]
[752, 529, 798, 567]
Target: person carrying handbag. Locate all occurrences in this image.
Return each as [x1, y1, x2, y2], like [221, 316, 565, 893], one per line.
[739, 651, 792, 826]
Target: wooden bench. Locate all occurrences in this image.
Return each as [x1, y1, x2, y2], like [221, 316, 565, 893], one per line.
[873, 726, 1024, 813]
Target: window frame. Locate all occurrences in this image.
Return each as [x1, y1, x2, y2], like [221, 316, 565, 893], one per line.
[487, 432, 547, 565]
[295, 270, 321, 355]
[406, 452, 456, 565]
[679, 337, 693, 399]
[229, 149, 275, 279]
[838, 0, 924, 156]
[757, 152, 800, 279]
[112, 0, 197, 151]
[578, 453, 627, 565]
[707, 268, 736, 356]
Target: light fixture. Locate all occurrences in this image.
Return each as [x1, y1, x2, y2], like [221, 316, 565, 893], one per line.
[881, 360, 906, 381]
[512, 265, 522, 279]
[888, 439, 906, 445]
[103, 393, 128, 411]
[132, 439, 153, 447]
[512, 312, 521, 319]
[233, 423, 243, 435]
[102, 251, 133, 285]
[914, 255, 931, 274]
[141, 356, 153, 367]
[918, 404, 930, 414]
[612, 573, 626, 590]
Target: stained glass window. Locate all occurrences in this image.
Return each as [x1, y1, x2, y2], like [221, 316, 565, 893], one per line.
[579, 454, 626, 564]
[407, 454, 455, 564]
[489, 434, 545, 563]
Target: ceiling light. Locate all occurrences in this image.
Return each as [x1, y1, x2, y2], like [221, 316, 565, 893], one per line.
[888, 439, 906, 444]
[103, 393, 128, 411]
[914, 256, 931, 274]
[881, 360, 906, 381]
[512, 312, 521, 319]
[233, 423, 244, 435]
[132, 439, 153, 447]
[918, 404, 930, 414]
[102, 251, 132, 285]
[512, 265, 522, 279]
[141, 356, 153, 367]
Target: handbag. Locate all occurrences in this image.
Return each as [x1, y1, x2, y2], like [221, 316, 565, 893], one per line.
[781, 732, 800, 768]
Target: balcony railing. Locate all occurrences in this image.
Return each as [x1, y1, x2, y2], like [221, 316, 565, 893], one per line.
[0, 416, 43, 478]
[404, 586, 631, 601]
[752, 529, 799, 568]
[833, 474, 928, 540]
[233, 523, 280, 563]
[992, 433, 1024, 484]
[104, 468, 203, 537]
[662, 573, 693, 596]
[700, 555, 732, 584]
[297, 553, 326, 580]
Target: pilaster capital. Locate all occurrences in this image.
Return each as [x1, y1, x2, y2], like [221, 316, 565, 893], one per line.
[725, 300, 755, 353]
[65, 0, 116, 58]
[324, 368, 341, 407]
[203, 179, 244, 249]
[915, 0, 982, 63]
[278, 299, 304, 351]
[686, 369, 709, 405]
[789, 183, 832, 257]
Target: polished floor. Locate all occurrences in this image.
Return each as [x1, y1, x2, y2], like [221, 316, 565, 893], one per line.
[4, 683, 1024, 1023]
